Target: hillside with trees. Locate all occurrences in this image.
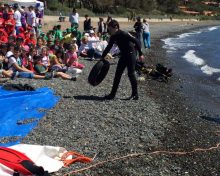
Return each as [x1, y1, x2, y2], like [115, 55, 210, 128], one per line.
[41, 0, 220, 17]
[45, 0, 179, 14]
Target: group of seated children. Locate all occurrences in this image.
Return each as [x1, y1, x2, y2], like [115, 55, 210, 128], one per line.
[0, 43, 82, 81]
[0, 21, 121, 81]
[0, 1, 121, 82]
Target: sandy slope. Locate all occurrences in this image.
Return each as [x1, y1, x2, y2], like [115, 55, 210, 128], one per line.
[42, 15, 201, 33]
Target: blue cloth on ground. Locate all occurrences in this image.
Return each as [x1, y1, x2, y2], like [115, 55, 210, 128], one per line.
[0, 86, 59, 147]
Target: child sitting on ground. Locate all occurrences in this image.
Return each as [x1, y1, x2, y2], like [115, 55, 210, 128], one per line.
[65, 44, 85, 69]
[78, 36, 102, 60]
[55, 48, 82, 77]
[34, 55, 77, 81]
[6, 46, 51, 80]
[40, 46, 50, 68]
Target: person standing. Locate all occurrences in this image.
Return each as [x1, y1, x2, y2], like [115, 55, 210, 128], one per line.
[142, 18, 150, 49]
[97, 17, 106, 35]
[133, 16, 142, 45]
[69, 8, 79, 29]
[102, 20, 144, 100]
[0, 12, 5, 29]
[83, 14, 91, 32]
[27, 6, 36, 35]
[20, 6, 27, 31]
[4, 12, 15, 36]
[13, 3, 22, 35]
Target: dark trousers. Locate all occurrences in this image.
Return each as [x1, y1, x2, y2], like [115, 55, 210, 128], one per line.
[110, 52, 138, 96]
[87, 48, 102, 58]
[136, 32, 142, 46]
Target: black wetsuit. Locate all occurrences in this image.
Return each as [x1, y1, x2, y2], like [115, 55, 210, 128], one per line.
[102, 30, 143, 97]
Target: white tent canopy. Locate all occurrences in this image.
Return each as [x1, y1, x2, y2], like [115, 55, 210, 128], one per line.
[7, 0, 36, 7]
[7, 0, 44, 10]
[36, 0, 44, 10]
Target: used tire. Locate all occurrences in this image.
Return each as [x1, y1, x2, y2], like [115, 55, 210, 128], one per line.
[88, 60, 110, 86]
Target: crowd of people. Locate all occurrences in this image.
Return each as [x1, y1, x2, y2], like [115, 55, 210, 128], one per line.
[0, 4, 120, 81]
[0, 3, 152, 99]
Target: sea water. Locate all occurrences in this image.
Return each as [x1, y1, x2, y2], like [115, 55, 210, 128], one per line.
[162, 26, 220, 115]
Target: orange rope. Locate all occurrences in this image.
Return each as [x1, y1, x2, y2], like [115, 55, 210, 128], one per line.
[63, 143, 220, 176]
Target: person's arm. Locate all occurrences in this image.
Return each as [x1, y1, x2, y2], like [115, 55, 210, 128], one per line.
[47, 57, 51, 67]
[77, 30, 82, 40]
[101, 35, 115, 59]
[78, 44, 87, 55]
[76, 13, 79, 22]
[53, 56, 60, 65]
[88, 18, 91, 27]
[64, 53, 69, 65]
[58, 31, 63, 40]
[2, 70, 13, 78]
[14, 13, 18, 21]
[142, 23, 145, 31]
[69, 54, 78, 66]
[0, 37, 8, 43]
[127, 32, 143, 56]
[83, 20, 86, 31]
[69, 14, 71, 22]
[133, 22, 137, 29]
[13, 62, 33, 72]
[127, 32, 144, 61]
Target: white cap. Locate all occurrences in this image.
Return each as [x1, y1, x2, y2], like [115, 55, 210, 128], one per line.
[89, 30, 95, 34]
[6, 51, 13, 58]
[84, 33, 89, 37]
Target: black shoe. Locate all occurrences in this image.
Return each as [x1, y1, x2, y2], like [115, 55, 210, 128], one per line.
[11, 71, 18, 80]
[70, 77, 77, 81]
[44, 72, 53, 80]
[127, 94, 139, 100]
[103, 94, 115, 100]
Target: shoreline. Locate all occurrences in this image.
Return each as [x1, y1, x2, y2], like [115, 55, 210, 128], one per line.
[44, 15, 201, 23]
[13, 20, 220, 175]
[145, 21, 220, 175]
[42, 15, 220, 34]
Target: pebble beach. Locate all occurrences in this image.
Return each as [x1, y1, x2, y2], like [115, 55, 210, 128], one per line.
[5, 17, 220, 175]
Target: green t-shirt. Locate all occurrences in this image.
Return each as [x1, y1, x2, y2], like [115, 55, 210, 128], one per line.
[55, 30, 63, 40]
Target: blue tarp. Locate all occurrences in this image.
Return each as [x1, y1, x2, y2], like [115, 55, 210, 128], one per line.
[0, 87, 59, 147]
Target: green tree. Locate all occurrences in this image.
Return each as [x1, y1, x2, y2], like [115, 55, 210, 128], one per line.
[156, 0, 179, 13]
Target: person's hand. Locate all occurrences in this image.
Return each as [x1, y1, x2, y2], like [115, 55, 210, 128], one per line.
[101, 56, 106, 61]
[82, 51, 87, 56]
[139, 55, 144, 61]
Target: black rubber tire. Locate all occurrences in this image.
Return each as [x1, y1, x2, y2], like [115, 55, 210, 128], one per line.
[88, 60, 110, 86]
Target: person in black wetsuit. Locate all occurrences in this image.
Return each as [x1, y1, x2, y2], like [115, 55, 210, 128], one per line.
[102, 20, 144, 100]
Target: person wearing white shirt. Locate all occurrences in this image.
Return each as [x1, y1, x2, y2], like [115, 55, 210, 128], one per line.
[27, 6, 36, 34]
[13, 4, 22, 35]
[142, 18, 150, 49]
[97, 17, 106, 35]
[78, 36, 102, 60]
[88, 30, 100, 42]
[69, 8, 79, 28]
